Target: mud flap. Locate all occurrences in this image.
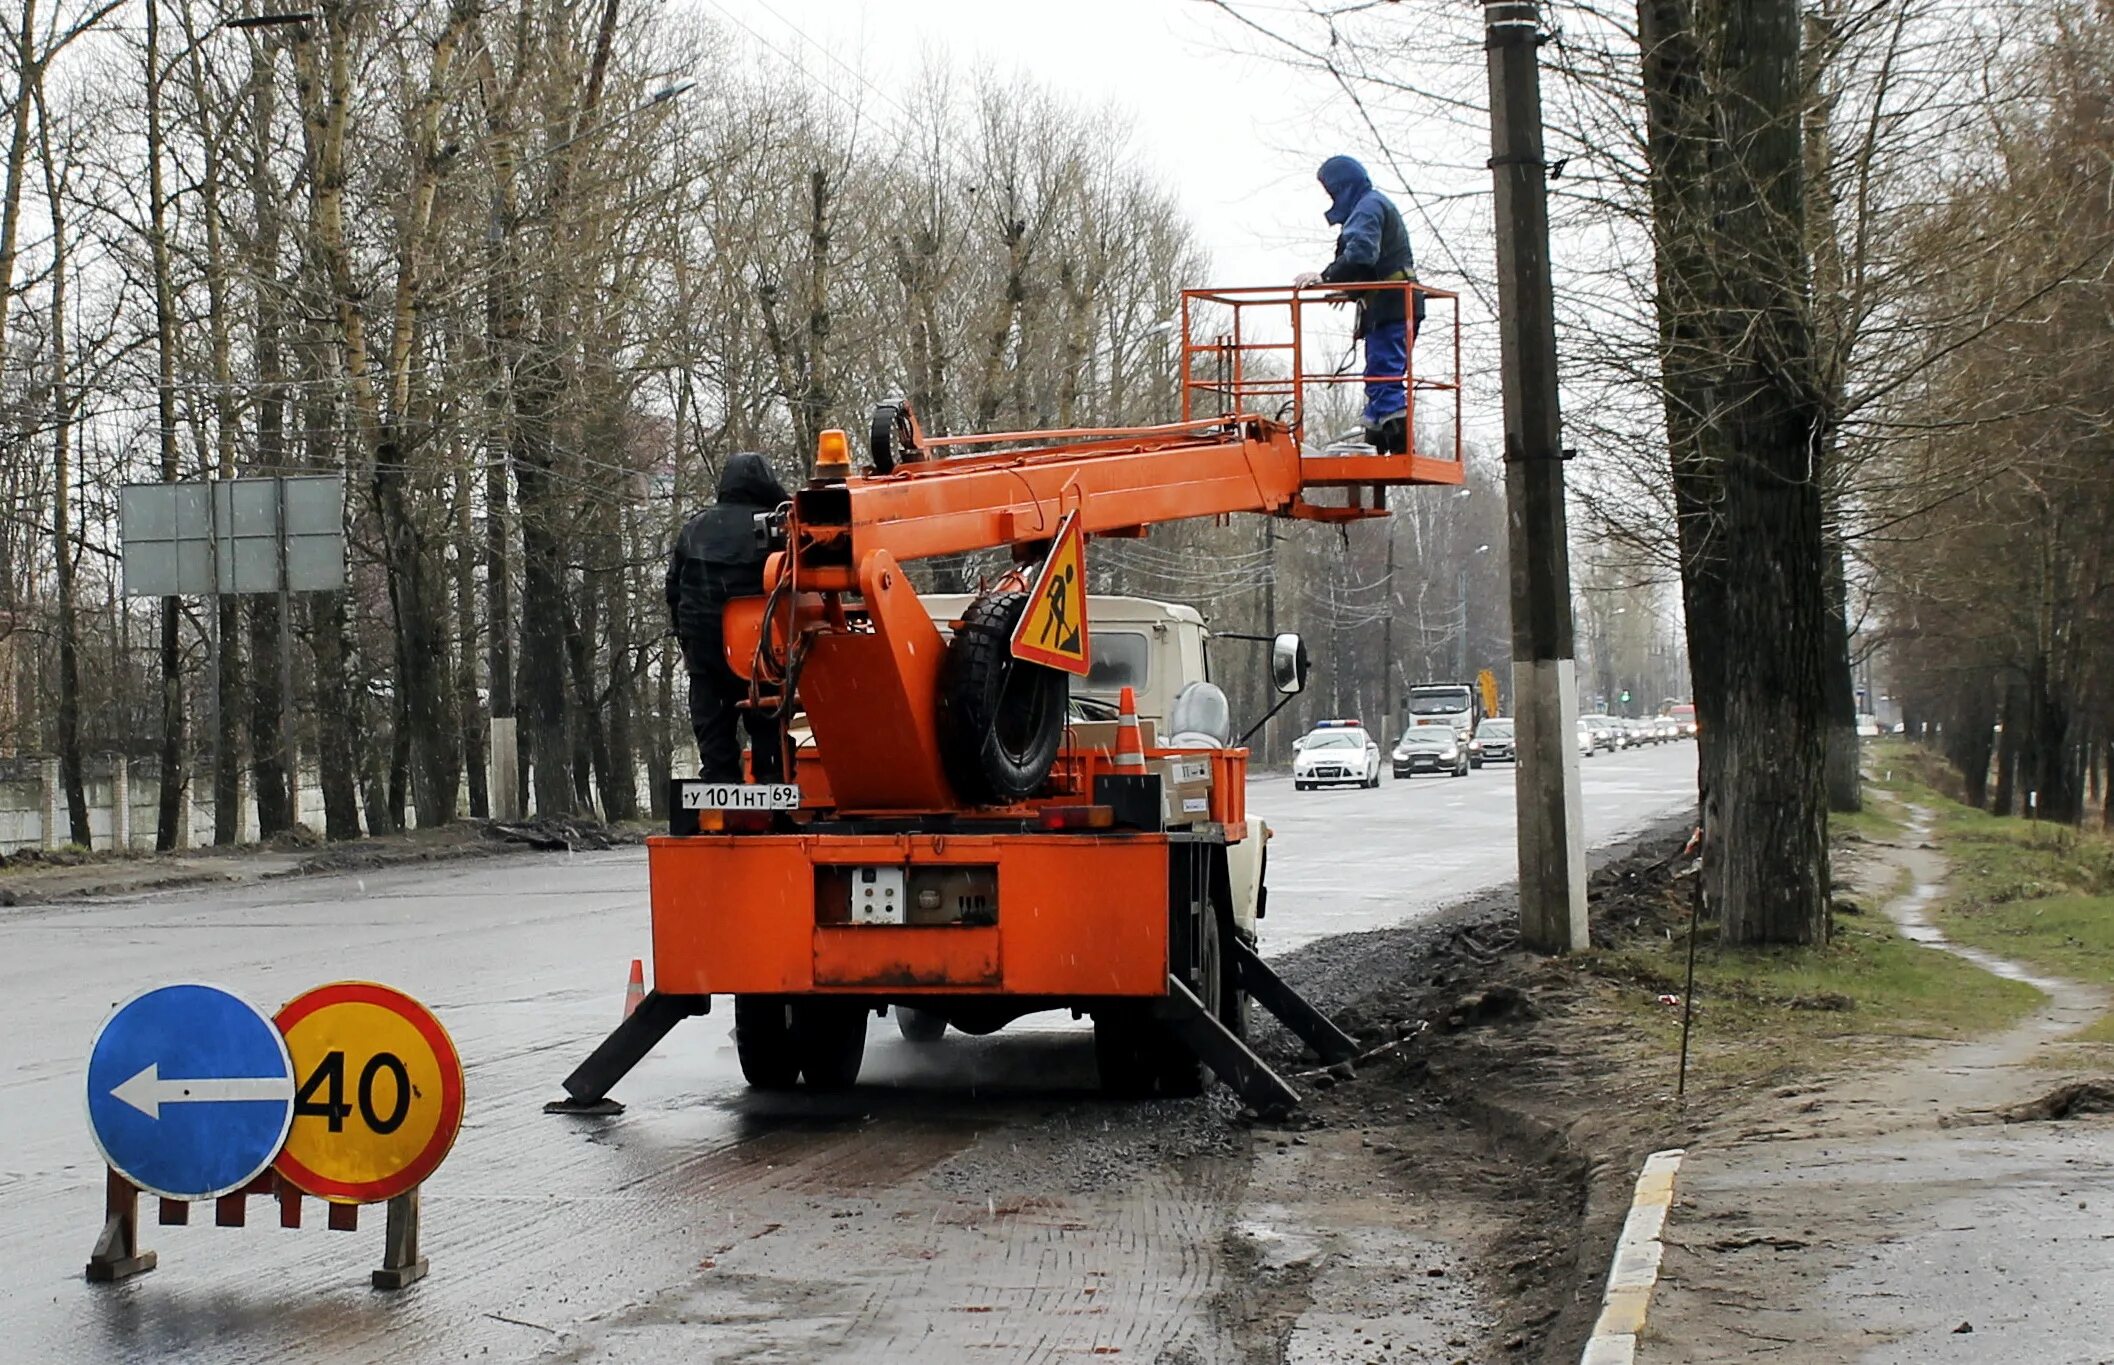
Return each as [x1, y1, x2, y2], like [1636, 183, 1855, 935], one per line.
[1230, 938, 1359, 1065]
[545, 991, 711, 1115]
[1158, 975, 1300, 1113]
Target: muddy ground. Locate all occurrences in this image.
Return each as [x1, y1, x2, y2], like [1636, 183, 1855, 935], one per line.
[1214, 819, 1708, 1363]
[519, 823, 1704, 1365]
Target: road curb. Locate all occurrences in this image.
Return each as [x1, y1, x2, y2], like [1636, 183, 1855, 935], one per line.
[1580, 1146, 1684, 1364]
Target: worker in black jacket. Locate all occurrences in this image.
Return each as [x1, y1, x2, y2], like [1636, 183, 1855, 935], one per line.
[1294, 154, 1421, 454]
[667, 452, 792, 782]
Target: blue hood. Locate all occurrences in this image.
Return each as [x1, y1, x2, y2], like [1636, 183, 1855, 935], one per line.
[1318, 155, 1371, 226]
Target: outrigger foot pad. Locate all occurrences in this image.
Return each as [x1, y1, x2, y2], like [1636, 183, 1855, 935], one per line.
[550, 991, 711, 1112]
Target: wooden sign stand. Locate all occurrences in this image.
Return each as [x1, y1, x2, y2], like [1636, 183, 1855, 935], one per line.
[84, 1166, 427, 1290]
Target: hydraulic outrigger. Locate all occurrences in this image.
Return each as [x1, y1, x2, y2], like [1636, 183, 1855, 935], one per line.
[552, 280, 1463, 1115]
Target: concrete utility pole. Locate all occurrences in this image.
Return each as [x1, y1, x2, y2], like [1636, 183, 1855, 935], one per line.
[1485, 0, 1587, 952]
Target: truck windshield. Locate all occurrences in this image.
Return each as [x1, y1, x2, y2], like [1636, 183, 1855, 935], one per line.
[1407, 689, 1471, 716]
[1084, 630, 1149, 692]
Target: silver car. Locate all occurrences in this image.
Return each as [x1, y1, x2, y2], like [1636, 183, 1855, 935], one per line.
[1468, 717, 1516, 767]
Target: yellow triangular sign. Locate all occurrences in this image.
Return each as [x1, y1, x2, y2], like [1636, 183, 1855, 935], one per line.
[1011, 512, 1090, 676]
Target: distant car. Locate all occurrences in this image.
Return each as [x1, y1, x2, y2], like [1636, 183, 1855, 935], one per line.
[1653, 716, 1678, 743]
[1581, 714, 1619, 752]
[1468, 717, 1516, 767]
[1578, 720, 1597, 759]
[1669, 702, 1698, 738]
[1393, 726, 1468, 779]
[1294, 721, 1382, 790]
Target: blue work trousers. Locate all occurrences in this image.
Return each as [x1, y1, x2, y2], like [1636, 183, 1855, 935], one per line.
[1362, 320, 1411, 426]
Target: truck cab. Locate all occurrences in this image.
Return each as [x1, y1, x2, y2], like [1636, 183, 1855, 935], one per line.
[922, 594, 1269, 946]
[1404, 681, 1482, 743]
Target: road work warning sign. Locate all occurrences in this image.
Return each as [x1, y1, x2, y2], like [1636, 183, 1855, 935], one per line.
[273, 982, 463, 1204]
[1011, 511, 1091, 675]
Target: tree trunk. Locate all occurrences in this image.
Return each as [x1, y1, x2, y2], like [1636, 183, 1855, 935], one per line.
[648, 636, 673, 816]
[1944, 677, 1994, 809]
[1993, 681, 2020, 816]
[599, 518, 638, 821]
[246, 44, 294, 836]
[456, 462, 488, 818]
[38, 92, 88, 848]
[308, 590, 365, 842]
[0, 0, 39, 365]
[387, 688, 411, 831]
[565, 590, 606, 811]
[1821, 528, 1861, 813]
[147, 1, 187, 852]
[1641, 0, 1831, 945]
[513, 436, 576, 816]
[373, 448, 460, 826]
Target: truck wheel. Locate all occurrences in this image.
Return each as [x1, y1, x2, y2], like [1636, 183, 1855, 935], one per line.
[733, 996, 800, 1090]
[868, 400, 920, 473]
[1155, 899, 1224, 1098]
[938, 589, 1068, 805]
[1092, 1007, 1161, 1099]
[894, 1006, 948, 1043]
[792, 1000, 867, 1090]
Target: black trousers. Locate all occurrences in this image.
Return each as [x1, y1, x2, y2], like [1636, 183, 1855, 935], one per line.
[681, 619, 783, 784]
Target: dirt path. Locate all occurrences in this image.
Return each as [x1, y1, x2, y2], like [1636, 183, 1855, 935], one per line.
[1640, 809, 2114, 1362]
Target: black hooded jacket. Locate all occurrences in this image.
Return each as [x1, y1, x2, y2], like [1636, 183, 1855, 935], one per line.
[667, 452, 792, 642]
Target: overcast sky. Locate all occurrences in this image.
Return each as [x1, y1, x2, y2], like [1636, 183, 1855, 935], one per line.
[697, 0, 1362, 284]
[687, 0, 1522, 441]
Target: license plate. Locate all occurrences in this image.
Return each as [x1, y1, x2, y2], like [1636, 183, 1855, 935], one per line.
[678, 782, 800, 811]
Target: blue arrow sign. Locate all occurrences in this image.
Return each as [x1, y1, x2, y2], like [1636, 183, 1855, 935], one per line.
[86, 984, 294, 1201]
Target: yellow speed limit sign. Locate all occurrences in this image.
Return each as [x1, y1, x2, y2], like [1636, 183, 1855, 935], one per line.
[272, 982, 463, 1203]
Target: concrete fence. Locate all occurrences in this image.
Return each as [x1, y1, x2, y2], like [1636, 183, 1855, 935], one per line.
[0, 758, 373, 855]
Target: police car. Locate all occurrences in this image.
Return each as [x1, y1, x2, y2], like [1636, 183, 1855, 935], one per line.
[1292, 720, 1383, 790]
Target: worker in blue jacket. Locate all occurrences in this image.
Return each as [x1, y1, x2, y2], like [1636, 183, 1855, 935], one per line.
[1294, 155, 1422, 454]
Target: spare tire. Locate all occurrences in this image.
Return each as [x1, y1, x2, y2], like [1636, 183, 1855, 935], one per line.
[937, 590, 1068, 804]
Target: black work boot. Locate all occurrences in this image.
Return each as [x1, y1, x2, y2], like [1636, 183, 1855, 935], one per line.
[1373, 415, 1407, 454]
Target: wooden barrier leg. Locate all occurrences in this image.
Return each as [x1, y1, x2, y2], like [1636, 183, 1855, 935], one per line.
[370, 1188, 427, 1290]
[84, 1169, 157, 1282]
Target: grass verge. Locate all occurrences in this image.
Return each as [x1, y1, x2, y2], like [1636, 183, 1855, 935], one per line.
[1585, 907, 2042, 1090]
[1573, 778, 2042, 1092]
[1861, 739, 2114, 1063]
[1866, 742, 2114, 983]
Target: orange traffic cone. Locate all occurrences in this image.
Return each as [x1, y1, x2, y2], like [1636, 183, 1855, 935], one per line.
[1113, 687, 1147, 772]
[623, 958, 646, 1020]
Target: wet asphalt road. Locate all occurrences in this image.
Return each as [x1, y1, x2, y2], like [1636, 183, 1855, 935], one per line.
[0, 742, 1696, 1363]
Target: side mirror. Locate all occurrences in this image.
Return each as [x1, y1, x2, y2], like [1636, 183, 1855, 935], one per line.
[1271, 633, 1309, 695]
